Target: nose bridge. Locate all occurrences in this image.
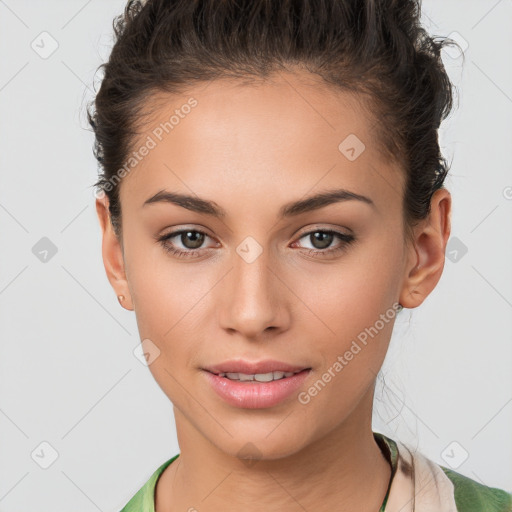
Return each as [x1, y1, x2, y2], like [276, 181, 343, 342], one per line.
[220, 236, 283, 336]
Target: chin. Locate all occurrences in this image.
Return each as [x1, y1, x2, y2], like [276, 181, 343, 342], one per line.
[211, 427, 309, 463]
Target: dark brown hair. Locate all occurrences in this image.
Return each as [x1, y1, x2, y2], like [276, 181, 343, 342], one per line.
[87, 0, 459, 243]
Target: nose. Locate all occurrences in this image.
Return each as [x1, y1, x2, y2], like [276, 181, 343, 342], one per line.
[218, 245, 290, 340]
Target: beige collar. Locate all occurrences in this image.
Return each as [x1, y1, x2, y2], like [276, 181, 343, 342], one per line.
[385, 440, 457, 512]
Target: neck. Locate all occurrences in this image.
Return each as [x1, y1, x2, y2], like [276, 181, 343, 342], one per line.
[155, 387, 391, 512]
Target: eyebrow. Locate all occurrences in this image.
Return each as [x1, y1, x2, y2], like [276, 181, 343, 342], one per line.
[142, 188, 375, 218]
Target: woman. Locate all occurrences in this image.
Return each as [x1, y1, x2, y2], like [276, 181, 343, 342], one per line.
[88, 0, 512, 510]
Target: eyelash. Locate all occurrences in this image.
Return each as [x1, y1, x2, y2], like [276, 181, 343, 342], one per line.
[156, 228, 356, 259]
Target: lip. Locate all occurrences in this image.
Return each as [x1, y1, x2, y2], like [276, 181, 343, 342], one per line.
[201, 360, 312, 409]
[202, 359, 310, 375]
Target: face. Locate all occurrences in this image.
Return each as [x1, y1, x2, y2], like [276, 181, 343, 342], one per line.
[98, 71, 434, 461]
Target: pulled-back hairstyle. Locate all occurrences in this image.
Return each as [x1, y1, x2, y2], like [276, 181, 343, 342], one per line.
[87, 0, 459, 242]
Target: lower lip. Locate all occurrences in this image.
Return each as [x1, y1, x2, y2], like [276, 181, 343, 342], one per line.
[203, 369, 311, 409]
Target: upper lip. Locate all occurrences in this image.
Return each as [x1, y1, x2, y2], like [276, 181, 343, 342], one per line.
[203, 359, 311, 375]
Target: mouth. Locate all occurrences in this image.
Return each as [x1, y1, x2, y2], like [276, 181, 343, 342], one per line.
[204, 369, 309, 382]
[201, 364, 313, 409]
[201, 359, 312, 382]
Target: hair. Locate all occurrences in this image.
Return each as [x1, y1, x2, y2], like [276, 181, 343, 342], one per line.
[87, 0, 459, 244]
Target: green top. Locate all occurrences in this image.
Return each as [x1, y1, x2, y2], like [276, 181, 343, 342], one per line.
[119, 432, 512, 512]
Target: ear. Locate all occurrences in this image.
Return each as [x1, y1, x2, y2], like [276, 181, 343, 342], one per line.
[95, 195, 134, 311]
[399, 188, 452, 309]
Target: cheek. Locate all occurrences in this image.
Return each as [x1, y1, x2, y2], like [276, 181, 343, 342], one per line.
[130, 269, 207, 346]
[290, 253, 402, 431]
[124, 237, 218, 376]
[126, 254, 206, 400]
[124, 228, 195, 333]
[289, 232, 404, 378]
[296, 238, 402, 329]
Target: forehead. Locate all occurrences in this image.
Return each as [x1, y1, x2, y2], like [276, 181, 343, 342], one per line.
[120, 71, 405, 216]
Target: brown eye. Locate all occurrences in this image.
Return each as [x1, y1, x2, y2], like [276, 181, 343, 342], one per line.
[179, 230, 205, 249]
[293, 229, 356, 258]
[157, 228, 216, 259]
[308, 231, 334, 249]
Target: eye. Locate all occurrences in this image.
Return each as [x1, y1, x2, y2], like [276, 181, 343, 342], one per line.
[292, 229, 356, 258]
[156, 227, 356, 260]
[157, 228, 217, 259]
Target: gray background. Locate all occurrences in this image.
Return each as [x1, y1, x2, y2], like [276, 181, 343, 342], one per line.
[0, 1, 511, 510]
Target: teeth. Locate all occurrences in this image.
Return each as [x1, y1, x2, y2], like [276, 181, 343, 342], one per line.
[220, 371, 298, 381]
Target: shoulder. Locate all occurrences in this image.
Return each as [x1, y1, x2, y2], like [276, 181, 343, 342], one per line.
[439, 465, 512, 512]
[119, 454, 180, 512]
[375, 432, 512, 512]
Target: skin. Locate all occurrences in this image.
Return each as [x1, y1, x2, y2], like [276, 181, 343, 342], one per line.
[96, 70, 451, 512]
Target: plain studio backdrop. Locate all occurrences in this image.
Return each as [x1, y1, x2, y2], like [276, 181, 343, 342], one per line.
[0, 1, 511, 511]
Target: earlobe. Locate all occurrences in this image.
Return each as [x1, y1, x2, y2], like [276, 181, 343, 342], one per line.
[399, 188, 452, 309]
[95, 197, 134, 311]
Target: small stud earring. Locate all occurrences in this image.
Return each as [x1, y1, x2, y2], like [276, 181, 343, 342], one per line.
[117, 295, 125, 304]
